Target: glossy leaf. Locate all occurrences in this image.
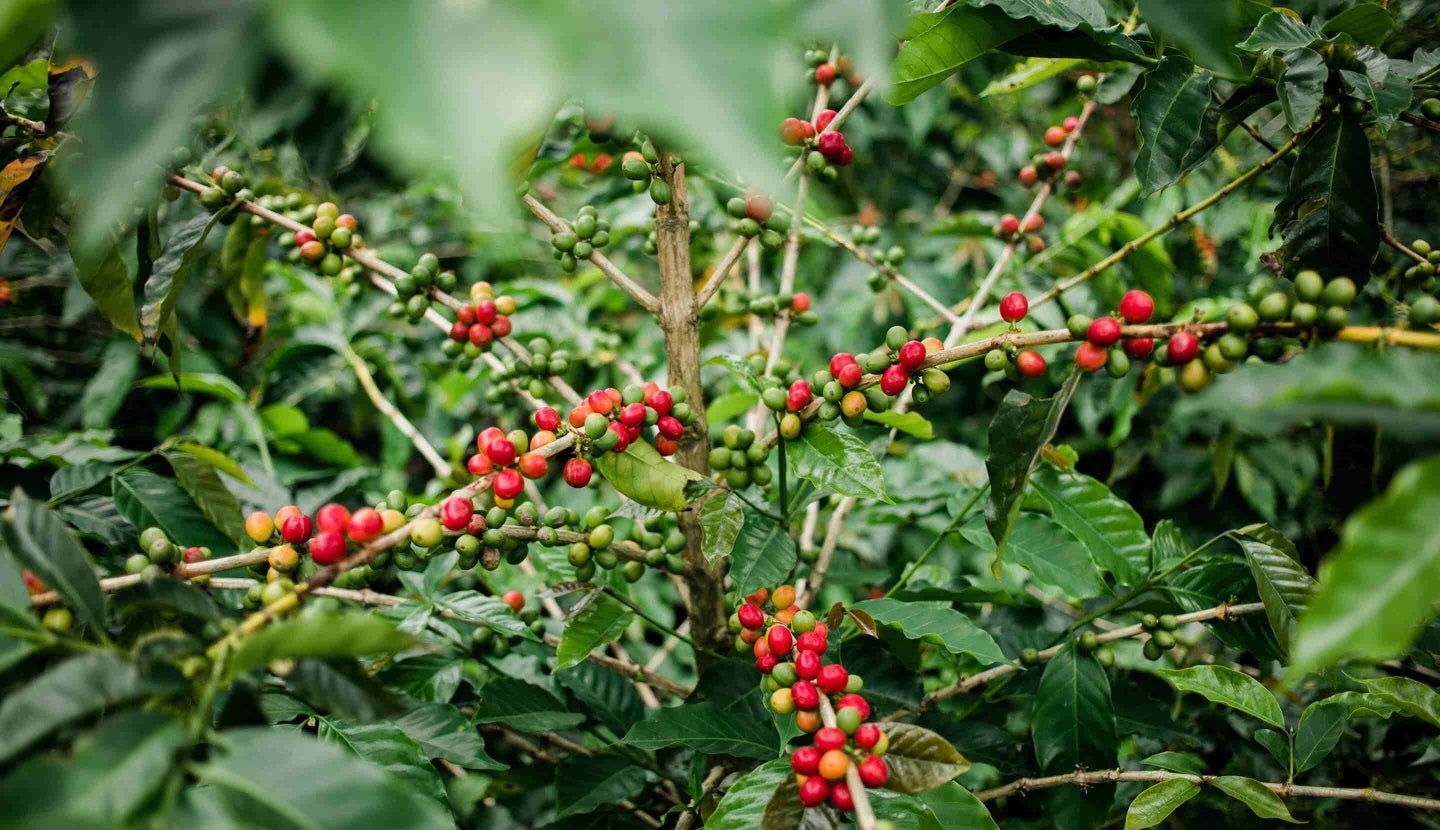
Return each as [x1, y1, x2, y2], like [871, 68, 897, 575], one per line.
[985, 374, 1079, 573]
[1033, 644, 1117, 829]
[1141, 750, 1206, 774]
[1277, 47, 1327, 133]
[70, 229, 141, 341]
[1030, 464, 1150, 587]
[112, 468, 236, 554]
[622, 700, 778, 759]
[877, 722, 971, 792]
[393, 701, 504, 770]
[962, 512, 1107, 598]
[1254, 727, 1291, 768]
[1234, 524, 1315, 653]
[556, 591, 633, 670]
[916, 782, 1000, 830]
[1132, 56, 1213, 195]
[707, 758, 790, 830]
[1124, 778, 1200, 829]
[981, 57, 1086, 97]
[140, 211, 230, 354]
[788, 422, 887, 501]
[1140, 0, 1257, 74]
[79, 339, 138, 429]
[0, 488, 107, 631]
[556, 659, 644, 737]
[553, 757, 652, 819]
[1212, 776, 1300, 822]
[1236, 11, 1319, 51]
[862, 409, 934, 439]
[166, 450, 248, 548]
[594, 440, 703, 512]
[472, 677, 584, 733]
[852, 598, 1006, 664]
[1274, 110, 1379, 280]
[1293, 694, 1353, 774]
[318, 719, 447, 806]
[729, 507, 797, 598]
[1292, 455, 1440, 676]
[698, 490, 744, 563]
[1157, 665, 1284, 728]
[889, 5, 1036, 105]
[436, 591, 537, 641]
[1321, 3, 1394, 46]
[229, 612, 412, 676]
[1357, 676, 1440, 728]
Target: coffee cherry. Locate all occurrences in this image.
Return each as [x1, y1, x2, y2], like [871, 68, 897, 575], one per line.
[1044, 152, 1067, 170]
[410, 518, 444, 548]
[836, 693, 870, 721]
[1166, 331, 1200, 364]
[1123, 338, 1154, 359]
[316, 503, 351, 534]
[1016, 350, 1046, 378]
[817, 131, 846, 161]
[245, 511, 275, 543]
[738, 603, 765, 630]
[1323, 277, 1357, 308]
[858, 755, 889, 787]
[779, 117, 812, 146]
[756, 654, 779, 674]
[438, 497, 473, 532]
[309, 531, 346, 565]
[795, 650, 822, 681]
[1226, 304, 1259, 333]
[854, 724, 882, 751]
[1022, 213, 1044, 233]
[799, 776, 831, 807]
[997, 214, 1020, 237]
[815, 108, 838, 131]
[1063, 116, 1080, 132]
[1294, 269, 1324, 301]
[767, 625, 794, 655]
[501, 591, 524, 613]
[1257, 291, 1290, 322]
[1018, 165, 1038, 186]
[281, 514, 313, 544]
[1044, 126, 1067, 147]
[829, 782, 855, 811]
[1075, 342, 1108, 373]
[349, 507, 384, 542]
[1176, 359, 1211, 392]
[1020, 647, 1040, 665]
[835, 705, 862, 734]
[791, 745, 822, 775]
[897, 340, 926, 370]
[815, 726, 847, 752]
[817, 663, 849, 694]
[815, 63, 837, 84]
[1077, 74, 1097, 92]
[1087, 316, 1122, 346]
[791, 680, 820, 710]
[999, 291, 1029, 323]
[1119, 289, 1154, 323]
[984, 349, 1008, 372]
[493, 469, 524, 500]
[879, 364, 908, 396]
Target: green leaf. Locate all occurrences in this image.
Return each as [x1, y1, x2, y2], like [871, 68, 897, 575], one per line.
[0, 653, 184, 763]
[1211, 776, 1301, 822]
[0, 710, 188, 827]
[851, 598, 1006, 665]
[166, 451, 248, 548]
[172, 441, 254, 485]
[981, 57, 1086, 97]
[382, 654, 464, 704]
[229, 612, 412, 676]
[1277, 47, 1328, 133]
[729, 507, 797, 599]
[1254, 727, 1291, 768]
[472, 677, 585, 733]
[140, 372, 247, 402]
[1030, 465, 1150, 587]
[916, 782, 1000, 830]
[112, 468, 236, 554]
[435, 590, 537, 641]
[961, 512, 1107, 598]
[140, 211, 229, 353]
[1356, 676, 1440, 728]
[1033, 644, 1117, 829]
[889, 5, 1037, 105]
[788, 422, 887, 501]
[79, 339, 139, 429]
[1293, 694, 1353, 773]
[0, 488, 107, 631]
[1274, 110, 1379, 280]
[706, 390, 759, 423]
[556, 592, 633, 670]
[1233, 524, 1316, 653]
[195, 727, 453, 829]
[1124, 778, 1201, 829]
[1131, 56, 1214, 195]
[622, 700, 778, 760]
[984, 374, 1080, 574]
[594, 440, 703, 512]
[1151, 519, 1186, 567]
[862, 408, 934, 439]
[557, 659, 644, 737]
[707, 758, 790, 830]
[1141, 750, 1206, 774]
[698, 490, 744, 563]
[1292, 455, 1440, 676]
[877, 722, 971, 792]
[553, 757, 652, 819]
[1156, 666, 1284, 728]
[1236, 11, 1320, 51]
[1140, 0, 1260, 74]
[317, 719, 447, 807]
[47, 461, 114, 503]
[1321, 3, 1394, 46]
[393, 702, 505, 771]
[70, 233, 141, 341]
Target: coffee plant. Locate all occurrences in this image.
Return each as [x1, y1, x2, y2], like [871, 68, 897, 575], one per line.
[3, 1, 1440, 827]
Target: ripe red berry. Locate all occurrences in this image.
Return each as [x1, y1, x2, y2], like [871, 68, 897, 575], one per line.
[836, 362, 863, 388]
[1063, 116, 1081, 132]
[817, 131, 846, 160]
[787, 380, 813, 409]
[898, 340, 926, 370]
[518, 452, 548, 479]
[1166, 331, 1200, 364]
[316, 503, 351, 534]
[768, 624, 795, 656]
[492, 469, 524, 500]
[836, 693, 870, 721]
[854, 723, 881, 750]
[1087, 316, 1122, 346]
[607, 420, 631, 453]
[449, 321, 469, 342]
[1044, 151, 1067, 170]
[834, 144, 854, 166]
[1022, 213, 1044, 233]
[791, 292, 811, 313]
[648, 390, 673, 416]
[779, 117, 807, 146]
[502, 591, 524, 613]
[795, 650, 822, 680]
[858, 755, 889, 787]
[491, 315, 511, 337]
[486, 437, 517, 467]
[586, 389, 613, 415]
[829, 782, 855, 811]
[791, 680, 820, 710]
[535, 407, 560, 431]
[797, 631, 828, 653]
[738, 603, 765, 630]
[456, 305, 476, 325]
[879, 364, 908, 396]
[799, 776, 831, 807]
[814, 727, 847, 752]
[280, 514, 313, 544]
[474, 299, 497, 325]
[791, 746, 822, 775]
[829, 353, 856, 376]
[477, 427, 505, 452]
[467, 454, 491, 476]
[756, 653, 778, 673]
[1119, 289, 1155, 324]
[1075, 342, 1109, 373]
[468, 323, 493, 346]
[295, 229, 317, 246]
[1018, 165, 1038, 187]
[439, 497, 474, 531]
[999, 292, 1029, 323]
[1016, 350, 1047, 378]
[817, 663, 849, 694]
[309, 530, 346, 565]
[815, 63, 836, 84]
[815, 109, 838, 131]
[563, 457, 593, 488]
[348, 507, 384, 542]
[1044, 126, 1067, 147]
[182, 546, 206, 564]
[998, 214, 1020, 237]
[657, 415, 684, 439]
[1123, 337, 1155, 359]
[616, 402, 644, 427]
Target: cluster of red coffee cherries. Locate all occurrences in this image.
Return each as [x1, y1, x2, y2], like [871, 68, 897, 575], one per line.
[526, 382, 698, 488]
[1016, 115, 1083, 191]
[243, 502, 398, 568]
[466, 426, 558, 505]
[1073, 289, 1158, 373]
[447, 282, 517, 352]
[732, 585, 889, 813]
[780, 109, 855, 168]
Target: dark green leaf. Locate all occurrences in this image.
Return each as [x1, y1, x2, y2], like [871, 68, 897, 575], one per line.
[229, 612, 412, 676]
[916, 782, 1000, 829]
[317, 719, 447, 807]
[1030, 464, 1150, 587]
[1293, 694, 1352, 773]
[698, 490, 744, 563]
[140, 212, 229, 351]
[889, 6, 1037, 105]
[961, 512, 1107, 598]
[472, 677, 585, 733]
[1132, 56, 1214, 194]
[557, 659, 644, 737]
[1033, 644, 1117, 829]
[1254, 727, 1291, 768]
[622, 700, 778, 759]
[166, 451, 248, 547]
[729, 507, 797, 598]
[1292, 455, 1440, 676]
[393, 701, 505, 770]
[1321, 3, 1394, 46]
[985, 373, 1080, 573]
[852, 598, 1005, 664]
[1141, 0, 1260, 74]
[379, 654, 464, 704]
[1234, 524, 1316, 653]
[70, 233, 140, 341]
[1141, 750, 1206, 774]
[1236, 11, 1320, 51]
[594, 440, 703, 512]
[0, 488, 106, 630]
[79, 339, 138, 429]
[1356, 676, 1440, 728]
[1157, 665, 1284, 727]
[556, 591, 632, 670]
[1211, 776, 1300, 822]
[788, 422, 888, 501]
[48, 461, 114, 503]
[878, 722, 971, 792]
[707, 758, 790, 830]
[554, 757, 652, 819]
[1274, 111, 1380, 280]
[436, 590, 537, 641]
[1124, 778, 1201, 829]
[1278, 47, 1328, 132]
[112, 468, 237, 554]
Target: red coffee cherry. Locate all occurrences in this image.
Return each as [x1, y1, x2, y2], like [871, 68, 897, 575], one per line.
[858, 755, 889, 787]
[607, 420, 631, 453]
[791, 746, 822, 775]
[1063, 115, 1081, 132]
[999, 292, 1029, 323]
[1018, 165, 1038, 187]
[563, 457, 593, 488]
[456, 305, 476, 325]
[756, 653, 778, 674]
[898, 340, 926, 370]
[1044, 126, 1067, 146]
[648, 390, 673, 416]
[1119, 289, 1155, 324]
[879, 364, 908, 396]
[502, 591, 524, 613]
[799, 776, 831, 807]
[308, 530, 346, 565]
[491, 315, 511, 337]
[295, 229, 316, 246]
[997, 214, 1020, 237]
[1123, 337, 1155, 359]
[534, 407, 561, 431]
[815, 63, 836, 84]
[817, 663, 849, 694]
[1016, 350, 1047, 378]
[795, 650, 822, 680]
[1044, 151, 1067, 170]
[657, 416, 684, 439]
[791, 680, 820, 710]
[468, 323, 493, 346]
[817, 131, 846, 160]
[779, 117, 808, 146]
[833, 144, 854, 166]
[348, 507, 384, 542]
[449, 321, 469, 342]
[1075, 342, 1109, 373]
[836, 362, 863, 389]
[738, 603, 765, 630]
[492, 469, 524, 500]
[814, 727, 847, 752]
[1064, 170, 1083, 189]
[1087, 316, 1122, 346]
[797, 631, 828, 653]
[767, 624, 794, 655]
[1166, 331, 1200, 364]
[829, 353, 856, 376]
[1022, 213, 1044, 233]
[854, 723, 882, 750]
[836, 693, 871, 721]
[316, 503, 351, 534]
[477, 427, 505, 452]
[467, 454, 492, 476]
[280, 514, 313, 544]
[439, 497, 474, 531]
[791, 292, 811, 313]
[829, 782, 855, 811]
[486, 437, 517, 467]
[815, 109, 838, 131]
[619, 402, 646, 427]
[518, 452, 548, 479]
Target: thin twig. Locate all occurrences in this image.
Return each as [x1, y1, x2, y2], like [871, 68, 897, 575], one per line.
[520, 193, 659, 313]
[696, 236, 750, 307]
[341, 345, 451, 478]
[1384, 230, 1428, 265]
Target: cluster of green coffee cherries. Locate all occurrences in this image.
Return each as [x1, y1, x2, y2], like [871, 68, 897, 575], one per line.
[1401, 239, 1440, 325]
[722, 193, 790, 250]
[709, 425, 776, 491]
[848, 225, 910, 293]
[482, 338, 575, 402]
[470, 609, 545, 659]
[617, 135, 675, 206]
[700, 287, 820, 326]
[550, 206, 612, 273]
[550, 507, 690, 584]
[128, 526, 211, 582]
[196, 164, 253, 219]
[386, 252, 458, 322]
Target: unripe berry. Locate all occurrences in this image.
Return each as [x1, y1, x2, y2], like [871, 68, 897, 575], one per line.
[309, 531, 346, 565]
[1086, 316, 1122, 346]
[1075, 342, 1108, 373]
[999, 291, 1028, 323]
[1119, 289, 1155, 324]
[518, 452, 548, 479]
[245, 511, 275, 543]
[1166, 331, 1200, 364]
[879, 364, 908, 396]
[1016, 350, 1046, 378]
[348, 507, 384, 542]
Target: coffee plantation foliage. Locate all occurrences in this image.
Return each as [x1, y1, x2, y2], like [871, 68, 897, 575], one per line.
[3, 0, 1440, 828]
